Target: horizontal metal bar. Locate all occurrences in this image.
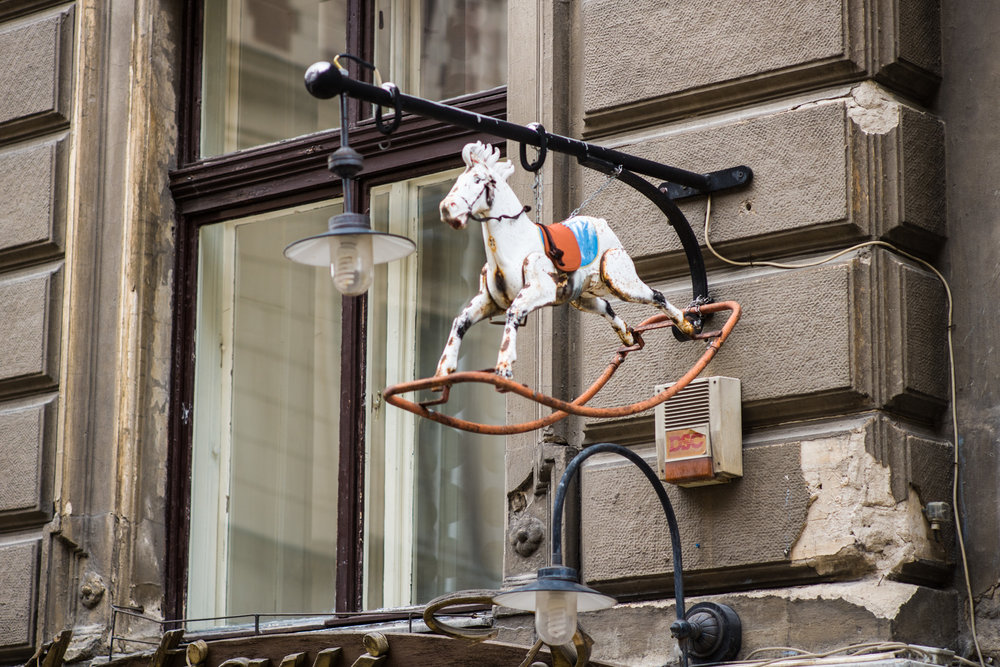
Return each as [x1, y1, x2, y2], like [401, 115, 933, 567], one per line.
[304, 61, 715, 191]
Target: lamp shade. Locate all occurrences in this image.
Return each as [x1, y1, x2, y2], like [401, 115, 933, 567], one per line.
[284, 212, 416, 295]
[284, 212, 416, 266]
[494, 566, 615, 645]
[494, 566, 617, 613]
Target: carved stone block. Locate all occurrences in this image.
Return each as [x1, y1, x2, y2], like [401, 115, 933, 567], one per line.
[0, 538, 39, 655]
[580, 0, 940, 135]
[578, 583, 957, 665]
[0, 136, 67, 265]
[0, 396, 57, 526]
[0, 264, 62, 394]
[582, 94, 945, 270]
[579, 414, 951, 596]
[577, 248, 946, 427]
[0, 6, 74, 141]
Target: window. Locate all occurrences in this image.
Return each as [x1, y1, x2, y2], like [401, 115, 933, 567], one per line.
[169, 0, 508, 622]
[365, 174, 505, 609]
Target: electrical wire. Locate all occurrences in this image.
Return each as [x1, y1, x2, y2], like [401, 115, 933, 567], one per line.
[720, 641, 970, 667]
[703, 196, 987, 667]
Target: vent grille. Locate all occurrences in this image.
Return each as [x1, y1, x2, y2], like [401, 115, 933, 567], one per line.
[659, 380, 711, 430]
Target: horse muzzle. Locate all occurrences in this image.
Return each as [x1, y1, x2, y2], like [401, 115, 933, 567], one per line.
[440, 199, 469, 229]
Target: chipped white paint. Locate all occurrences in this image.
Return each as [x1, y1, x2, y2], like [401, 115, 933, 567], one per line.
[847, 81, 901, 134]
[791, 424, 941, 573]
[436, 142, 693, 379]
[615, 579, 919, 621]
[743, 580, 920, 621]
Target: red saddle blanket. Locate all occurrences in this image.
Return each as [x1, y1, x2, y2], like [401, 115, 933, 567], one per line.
[536, 222, 583, 272]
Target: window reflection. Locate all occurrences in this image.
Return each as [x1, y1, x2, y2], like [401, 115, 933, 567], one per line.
[375, 0, 508, 102]
[202, 0, 508, 157]
[365, 174, 504, 609]
[418, 0, 507, 100]
[201, 0, 346, 156]
[188, 202, 343, 621]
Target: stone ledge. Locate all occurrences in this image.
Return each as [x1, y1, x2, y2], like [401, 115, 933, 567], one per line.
[576, 248, 947, 427]
[564, 582, 959, 666]
[580, 0, 939, 136]
[579, 89, 945, 275]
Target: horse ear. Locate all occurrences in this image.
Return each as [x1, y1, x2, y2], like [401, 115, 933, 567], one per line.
[485, 144, 501, 167]
[495, 160, 515, 182]
[462, 143, 476, 167]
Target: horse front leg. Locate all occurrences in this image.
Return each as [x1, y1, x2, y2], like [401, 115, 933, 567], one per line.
[495, 255, 559, 379]
[435, 266, 502, 378]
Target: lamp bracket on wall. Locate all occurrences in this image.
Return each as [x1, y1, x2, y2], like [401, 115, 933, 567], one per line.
[303, 60, 753, 307]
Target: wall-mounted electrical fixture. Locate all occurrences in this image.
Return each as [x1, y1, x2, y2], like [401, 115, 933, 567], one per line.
[494, 443, 742, 667]
[924, 501, 952, 540]
[655, 376, 742, 486]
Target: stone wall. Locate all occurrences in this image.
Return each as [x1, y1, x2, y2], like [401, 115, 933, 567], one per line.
[0, 2, 180, 663]
[501, 0, 967, 664]
[0, 3, 73, 661]
[937, 2, 1000, 658]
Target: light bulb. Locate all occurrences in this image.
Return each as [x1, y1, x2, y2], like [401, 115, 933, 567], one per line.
[330, 235, 373, 295]
[534, 590, 577, 646]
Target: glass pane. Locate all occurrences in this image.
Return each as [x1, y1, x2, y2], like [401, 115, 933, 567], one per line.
[374, 0, 508, 102]
[365, 175, 504, 608]
[188, 201, 344, 621]
[201, 0, 347, 156]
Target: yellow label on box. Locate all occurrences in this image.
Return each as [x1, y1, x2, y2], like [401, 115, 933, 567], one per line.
[664, 428, 708, 459]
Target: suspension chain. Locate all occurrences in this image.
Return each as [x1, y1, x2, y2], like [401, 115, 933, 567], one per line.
[532, 167, 543, 222]
[568, 164, 622, 219]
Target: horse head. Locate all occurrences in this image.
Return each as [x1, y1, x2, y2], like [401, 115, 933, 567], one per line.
[440, 142, 516, 229]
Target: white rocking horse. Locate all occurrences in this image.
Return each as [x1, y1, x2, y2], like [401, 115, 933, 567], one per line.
[436, 141, 695, 380]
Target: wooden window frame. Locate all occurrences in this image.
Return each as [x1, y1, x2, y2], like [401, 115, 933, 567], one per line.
[165, 0, 506, 620]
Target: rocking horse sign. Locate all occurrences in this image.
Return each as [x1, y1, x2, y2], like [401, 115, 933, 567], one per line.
[436, 142, 694, 380]
[298, 59, 750, 435]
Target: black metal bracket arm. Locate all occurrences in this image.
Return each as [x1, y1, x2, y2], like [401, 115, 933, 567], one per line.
[661, 166, 753, 202]
[304, 60, 752, 323]
[579, 156, 709, 329]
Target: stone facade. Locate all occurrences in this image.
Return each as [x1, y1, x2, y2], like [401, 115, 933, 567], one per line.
[501, 0, 992, 665]
[1, 0, 999, 666]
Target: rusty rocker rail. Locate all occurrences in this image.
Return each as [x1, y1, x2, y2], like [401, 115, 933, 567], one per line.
[382, 301, 741, 435]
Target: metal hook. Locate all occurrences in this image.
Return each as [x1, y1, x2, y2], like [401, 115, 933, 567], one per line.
[375, 82, 402, 135]
[519, 122, 547, 172]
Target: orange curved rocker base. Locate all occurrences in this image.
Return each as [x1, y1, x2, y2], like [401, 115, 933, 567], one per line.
[382, 301, 741, 435]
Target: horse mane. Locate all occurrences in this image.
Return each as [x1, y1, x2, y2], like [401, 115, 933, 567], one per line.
[461, 141, 514, 182]
[462, 141, 501, 168]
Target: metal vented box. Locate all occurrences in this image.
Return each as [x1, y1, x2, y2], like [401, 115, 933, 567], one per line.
[654, 376, 742, 487]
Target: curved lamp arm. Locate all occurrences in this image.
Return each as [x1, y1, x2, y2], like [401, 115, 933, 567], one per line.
[550, 443, 687, 621]
[497, 442, 742, 665]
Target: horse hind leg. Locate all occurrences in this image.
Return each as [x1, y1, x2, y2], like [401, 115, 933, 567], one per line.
[571, 296, 635, 347]
[599, 247, 695, 337]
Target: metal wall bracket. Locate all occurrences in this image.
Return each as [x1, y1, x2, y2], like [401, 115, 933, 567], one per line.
[661, 166, 752, 201]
